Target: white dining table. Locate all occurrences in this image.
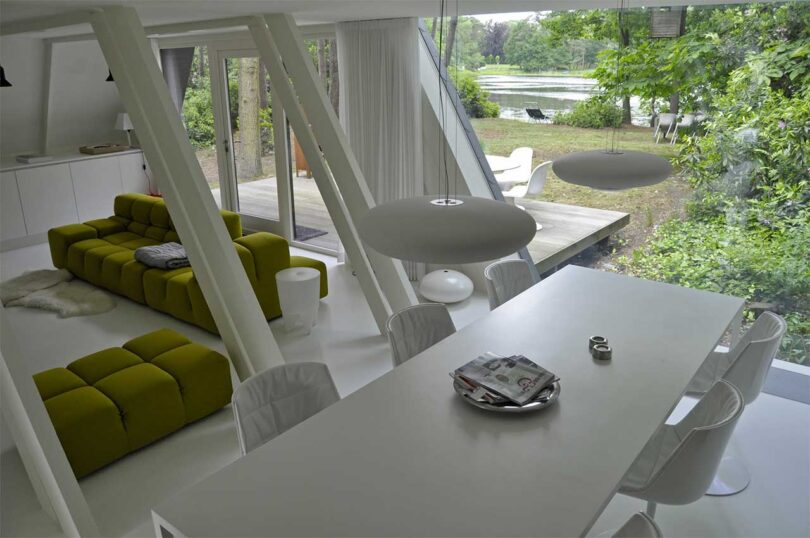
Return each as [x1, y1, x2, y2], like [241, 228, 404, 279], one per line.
[153, 266, 744, 538]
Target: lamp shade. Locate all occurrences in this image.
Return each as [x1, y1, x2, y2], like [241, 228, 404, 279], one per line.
[357, 196, 537, 264]
[552, 150, 672, 191]
[115, 113, 133, 131]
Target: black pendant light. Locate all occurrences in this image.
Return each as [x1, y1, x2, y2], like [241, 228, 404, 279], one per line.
[106, 69, 114, 82]
[0, 66, 12, 87]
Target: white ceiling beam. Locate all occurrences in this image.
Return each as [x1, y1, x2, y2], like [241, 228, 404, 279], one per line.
[90, 6, 285, 380]
[0, 11, 95, 37]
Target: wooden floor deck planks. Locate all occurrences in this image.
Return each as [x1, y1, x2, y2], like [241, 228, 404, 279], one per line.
[213, 178, 630, 271]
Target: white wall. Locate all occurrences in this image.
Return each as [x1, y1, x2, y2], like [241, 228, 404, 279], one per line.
[0, 37, 127, 159]
[46, 40, 127, 153]
[0, 36, 47, 157]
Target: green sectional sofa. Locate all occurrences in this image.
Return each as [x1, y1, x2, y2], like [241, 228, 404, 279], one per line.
[48, 193, 327, 333]
[33, 329, 232, 478]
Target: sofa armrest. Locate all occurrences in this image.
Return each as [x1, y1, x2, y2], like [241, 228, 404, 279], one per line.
[234, 232, 291, 279]
[85, 218, 126, 238]
[233, 232, 291, 319]
[48, 224, 98, 268]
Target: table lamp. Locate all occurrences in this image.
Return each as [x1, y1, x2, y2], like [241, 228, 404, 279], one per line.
[115, 112, 134, 147]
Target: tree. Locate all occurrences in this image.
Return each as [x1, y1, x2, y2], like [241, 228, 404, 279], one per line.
[329, 38, 340, 114]
[237, 57, 262, 178]
[481, 21, 509, 60]
[443, 16, 458, 67]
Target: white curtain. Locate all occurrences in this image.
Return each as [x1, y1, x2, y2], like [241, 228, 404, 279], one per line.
[337, 18, 423, 280]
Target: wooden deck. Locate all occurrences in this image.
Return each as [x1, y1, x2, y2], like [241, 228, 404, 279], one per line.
[521, 200, 630, 274]
[212, 179, 629, 270]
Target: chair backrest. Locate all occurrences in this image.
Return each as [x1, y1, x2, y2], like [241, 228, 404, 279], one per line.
[526, 161, 553, 196]
[500, 147, 534, 185]
[231, 362, 340, 455]
[640, 380, 743, 505]
[613, 512, 662, 538]
[723, 312, 786, 404]
[386, 303, 456, 366]
[483, 259, 537, 310]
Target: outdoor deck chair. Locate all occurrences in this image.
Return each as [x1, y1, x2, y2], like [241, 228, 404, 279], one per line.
[654, 113, 677, 143]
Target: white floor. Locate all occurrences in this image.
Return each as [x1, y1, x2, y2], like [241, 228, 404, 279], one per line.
[1, 243, 808, 538]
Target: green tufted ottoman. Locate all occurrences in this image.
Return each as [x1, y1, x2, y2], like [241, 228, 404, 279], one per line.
[33, 329, 232, 478]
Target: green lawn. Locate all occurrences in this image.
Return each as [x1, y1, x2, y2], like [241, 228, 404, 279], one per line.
[470, 118, 691, 259]
[476, 64, 593, 77]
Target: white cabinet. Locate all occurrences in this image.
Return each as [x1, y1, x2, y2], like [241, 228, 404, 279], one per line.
[1, 171, 27, 241]
[119, 151, 150, 194]
[16, 164, 79, 235]
[70, 156, 124, 221]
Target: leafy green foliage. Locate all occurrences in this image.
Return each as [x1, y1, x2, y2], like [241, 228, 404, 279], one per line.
[449, 70, 499, 118]
[553, 96, 622, 129]
[504, 19, 607, 72]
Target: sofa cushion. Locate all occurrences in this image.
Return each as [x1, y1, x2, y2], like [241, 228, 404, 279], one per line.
[83, 244, 131, 283]
[152, 343, 233, 422]
[94, 363, 186, 451]
[43, 387, 130, 478]
[33, 368, 87, 401]
[66, 239, 119, 278]
[100, 250, 147, 303]
[85, 218, 125, 237]
[104, 231, 146, 246]
[124, 328, 191, 362]
[67, 347, 143, 385]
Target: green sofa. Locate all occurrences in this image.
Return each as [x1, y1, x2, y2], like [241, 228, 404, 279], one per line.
[48, 193, 327, 333]
[33, 329, 232, 478]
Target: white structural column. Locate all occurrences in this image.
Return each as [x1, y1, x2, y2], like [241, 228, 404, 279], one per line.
[1, 308, 101, 537]
[263, 14, 419, 314]
[90, 7, 283, 380]
[248, 17, 392, 333]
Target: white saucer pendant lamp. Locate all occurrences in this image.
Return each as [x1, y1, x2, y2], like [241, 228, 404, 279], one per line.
[358, 196, 536, 264]
[552, 0, 672, 191]
[552, 150, 672, 191]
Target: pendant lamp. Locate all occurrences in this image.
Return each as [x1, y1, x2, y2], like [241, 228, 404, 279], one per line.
[552, 0, 672, 190]
[0, 66, 12, 87]
[106, 69, 114, 82]
[357, 0, 536, 263]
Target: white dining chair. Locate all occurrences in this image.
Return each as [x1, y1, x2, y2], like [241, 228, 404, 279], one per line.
[232, 362, 340, 455]
[503, 161, 552, 229]
[386, 303, 456, 366]
[685, 311, 786, 495]
[483, 259, 538, 310]
[497, 147, 534, 188]
[653, 113, 677, 143]
[618, 380, 744, 520]
[613, 512, 663, 538]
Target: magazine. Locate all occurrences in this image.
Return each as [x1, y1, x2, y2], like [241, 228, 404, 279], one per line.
[453, 352, 557, 406]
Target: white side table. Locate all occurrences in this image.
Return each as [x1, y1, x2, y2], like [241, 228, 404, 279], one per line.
[275, 267, 321, 334]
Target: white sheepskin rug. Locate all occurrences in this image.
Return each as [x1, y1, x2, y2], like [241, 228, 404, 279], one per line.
[1, 269, 115, 318]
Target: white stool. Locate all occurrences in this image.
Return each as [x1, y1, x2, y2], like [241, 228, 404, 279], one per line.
[419, 269, 474, 304]
[275, 267, 321, 334]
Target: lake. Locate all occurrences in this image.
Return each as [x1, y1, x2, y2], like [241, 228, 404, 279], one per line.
[478, 74, 648, 125]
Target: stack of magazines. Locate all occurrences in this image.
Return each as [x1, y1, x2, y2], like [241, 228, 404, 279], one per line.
[451, 352, 559, 406]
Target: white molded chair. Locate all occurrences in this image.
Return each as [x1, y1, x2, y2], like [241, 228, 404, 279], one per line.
[613, 512, 663, 538]
[686, 311, 786, 495]
[483, 259, 537, 310]
[503, 161, 552, 229]
[497, 147, 534, 189]
[618, 380, 744, 520]
[653, 113, 676, 143]
[232, 362, 340, 455]
[386, 303, 456, 366]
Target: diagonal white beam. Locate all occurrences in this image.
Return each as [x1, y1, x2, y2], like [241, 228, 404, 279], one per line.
[247, 17, 392, 333]
[263, 14, 419, 314]
[1, 308, 101, 537]
[91, 6, 283, 380]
